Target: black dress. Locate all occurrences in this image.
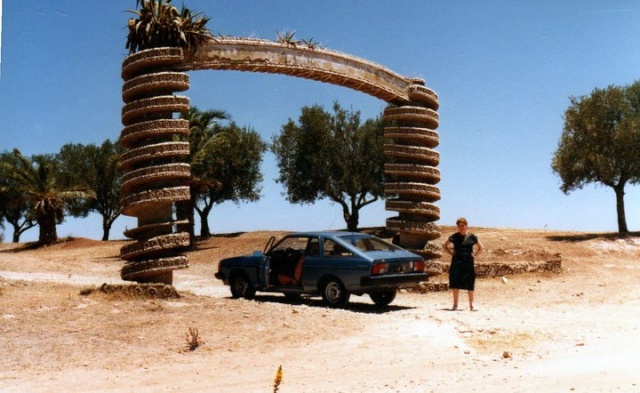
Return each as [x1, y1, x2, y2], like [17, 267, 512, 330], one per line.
[448, 232, 478, 291]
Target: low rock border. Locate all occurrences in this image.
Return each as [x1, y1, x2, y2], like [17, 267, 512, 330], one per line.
[409, 258, 562, 293]
[98, 283, 180, 299]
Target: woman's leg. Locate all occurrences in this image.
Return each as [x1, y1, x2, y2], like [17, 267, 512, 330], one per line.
[468, 290, 475, 310]
[451, 289, 459, 310]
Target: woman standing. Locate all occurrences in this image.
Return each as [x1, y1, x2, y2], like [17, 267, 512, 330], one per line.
[443, 218, 484, 311]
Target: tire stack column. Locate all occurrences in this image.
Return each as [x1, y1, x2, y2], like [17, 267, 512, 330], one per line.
[383, 79, 443, 266]
[119, 48, 192, 285]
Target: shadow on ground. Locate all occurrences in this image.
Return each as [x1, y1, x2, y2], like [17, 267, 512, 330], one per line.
[221, 293, 415, 314]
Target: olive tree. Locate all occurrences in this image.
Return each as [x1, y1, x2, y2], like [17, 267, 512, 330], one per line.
[272, 102, 385, 231]
[194, 122, 266, 237]
[551, 81, 640, 233]
[57, 141, 123, 241]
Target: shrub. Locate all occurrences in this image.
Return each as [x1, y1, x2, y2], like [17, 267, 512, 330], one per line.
[185, 327, 201, 351]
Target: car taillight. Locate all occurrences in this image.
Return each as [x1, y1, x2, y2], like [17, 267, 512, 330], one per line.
[371, 262, 389, 275]
[412, 261, 425, 272]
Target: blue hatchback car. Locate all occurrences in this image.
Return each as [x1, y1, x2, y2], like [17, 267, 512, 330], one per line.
[214, 231, 428, 307]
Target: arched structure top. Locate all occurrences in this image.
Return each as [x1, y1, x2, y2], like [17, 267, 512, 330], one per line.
[175, 38, 438, 108]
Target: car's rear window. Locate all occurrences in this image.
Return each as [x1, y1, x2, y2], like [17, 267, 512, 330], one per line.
[338, 235, 400, 253]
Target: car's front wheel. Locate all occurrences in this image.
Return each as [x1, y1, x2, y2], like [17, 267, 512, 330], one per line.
[230, 273, 256, 299]
[321, 278, 350, 307]
[369, 290, 397, 306]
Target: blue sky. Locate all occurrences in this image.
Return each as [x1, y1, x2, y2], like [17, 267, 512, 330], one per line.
[1, 1, 640, 242]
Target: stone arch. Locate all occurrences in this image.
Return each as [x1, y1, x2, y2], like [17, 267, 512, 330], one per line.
[119, 39, 442, 284]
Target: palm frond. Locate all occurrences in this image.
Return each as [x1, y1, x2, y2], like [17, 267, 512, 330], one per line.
[126, 0, 213, 54]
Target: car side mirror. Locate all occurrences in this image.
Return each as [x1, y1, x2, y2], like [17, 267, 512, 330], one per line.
[252, 251, 263, 257]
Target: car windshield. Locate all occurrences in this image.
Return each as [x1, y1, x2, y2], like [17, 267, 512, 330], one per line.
[338, 235, 400, 253]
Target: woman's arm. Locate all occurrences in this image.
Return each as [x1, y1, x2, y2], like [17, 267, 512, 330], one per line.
[473, 239, 484, 257]
[443, 239, 454, 256]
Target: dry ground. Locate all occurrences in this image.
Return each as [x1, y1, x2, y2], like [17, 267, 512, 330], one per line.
[1, 227, 640, 392]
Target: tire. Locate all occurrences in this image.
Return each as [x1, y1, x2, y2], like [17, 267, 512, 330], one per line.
[369, 290, 397, 307]
[230, 273, 256, 299]
[321, 278, 350, 307]
[162, 285, 175, 298]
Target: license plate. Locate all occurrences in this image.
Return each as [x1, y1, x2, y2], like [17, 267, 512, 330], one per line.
[390, 264, 408, 273]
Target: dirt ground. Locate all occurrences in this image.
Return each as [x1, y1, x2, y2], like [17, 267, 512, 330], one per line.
[1, 227, 640, 392]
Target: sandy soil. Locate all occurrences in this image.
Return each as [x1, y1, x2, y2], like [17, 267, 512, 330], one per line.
[1, 227, 639, 392]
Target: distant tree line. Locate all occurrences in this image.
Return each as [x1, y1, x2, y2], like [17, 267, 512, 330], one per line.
[0, 104, 387, 245]
[5, 75, 637, 244]
[0, 108, 267, 245]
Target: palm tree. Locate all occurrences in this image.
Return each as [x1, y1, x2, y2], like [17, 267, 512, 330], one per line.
[0, 151, 38, 242]
[276, 30, 299, 47]
[194, 123, 266, 237]
[1, 149, 94, 245]
[177, 107, 230, 245]
[126, 0, 213, 54]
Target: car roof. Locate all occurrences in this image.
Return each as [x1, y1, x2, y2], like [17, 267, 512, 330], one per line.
[287, 231, 372, 238]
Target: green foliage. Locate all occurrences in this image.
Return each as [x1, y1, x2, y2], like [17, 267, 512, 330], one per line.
[552, 81, 640, 233]
[276, 30, 299, 46]
[200, 122, 266, 205]
[180, 107, 266, 238]
[0, 151, 38, 242]
[126, 0, 213, 54]
[272, 102, 385, 231]
[177, 106, 229, 242]
[0, 149, 94, 245]
[57, 140, 123, 241]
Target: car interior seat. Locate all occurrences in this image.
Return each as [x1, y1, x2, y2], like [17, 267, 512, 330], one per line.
[278, 255, 303, 286]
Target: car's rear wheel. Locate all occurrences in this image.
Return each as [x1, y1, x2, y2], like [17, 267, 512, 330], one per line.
[369, 290, 397, 306]
[321, 278, 350, 307]
[230, 273, 256, 299]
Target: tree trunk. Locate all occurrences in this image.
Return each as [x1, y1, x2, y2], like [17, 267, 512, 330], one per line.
[198, 202, 214, 238]
[8, 219, 36, 243]
[37, 212, 58, 245]
[175, 199, 195, 249]
[188, 189, 197, 247]
[614, 184, 628, 233]
[199, 211, 211, 238]
[200, 218, 211, 238]
[343, 198, 360, 232]
[102, 217, 111, 241]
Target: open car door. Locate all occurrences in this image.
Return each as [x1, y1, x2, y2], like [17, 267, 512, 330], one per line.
[255, 236, 276, 289]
